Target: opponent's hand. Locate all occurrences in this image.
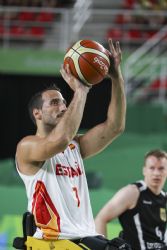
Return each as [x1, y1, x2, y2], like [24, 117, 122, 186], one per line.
[60, 64, 91, 92]
[107, 237, 132, 250]
[107, 38, 122, 79]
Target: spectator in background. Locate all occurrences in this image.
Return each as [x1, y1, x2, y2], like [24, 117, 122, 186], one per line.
[95, 149, 167, 250]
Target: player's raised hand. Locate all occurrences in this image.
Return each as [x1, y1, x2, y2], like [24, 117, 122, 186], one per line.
[108, 38, 122, 79]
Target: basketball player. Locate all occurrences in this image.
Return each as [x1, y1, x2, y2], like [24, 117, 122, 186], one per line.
[16, 39, 129, 250]
[95, 149, 167, 250]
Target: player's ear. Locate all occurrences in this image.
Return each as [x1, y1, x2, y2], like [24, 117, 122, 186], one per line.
[142, 166, 146, 176]
[33, 108, 42, 121]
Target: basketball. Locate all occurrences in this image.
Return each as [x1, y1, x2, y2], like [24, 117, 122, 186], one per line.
[64, 40, 110, 86]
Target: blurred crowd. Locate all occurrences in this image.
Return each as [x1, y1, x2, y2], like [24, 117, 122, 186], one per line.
[140, 0, 167, 10]
[0, 0, 75, 8]
[106, 0, 167, 44]
[124, 0, 167, 9]
[0, 0, 167, 45]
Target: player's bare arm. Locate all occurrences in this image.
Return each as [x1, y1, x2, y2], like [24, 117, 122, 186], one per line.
[16, 65, 90, 174]
[95, 184, 139, 236]
[78, 38, 126, 159]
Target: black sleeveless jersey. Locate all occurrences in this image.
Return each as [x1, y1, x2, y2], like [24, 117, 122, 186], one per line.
[119, 180, 167, 250]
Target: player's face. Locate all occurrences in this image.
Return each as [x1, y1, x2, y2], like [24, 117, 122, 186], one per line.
[143, 156, 167, 193]
[41, 90, 67, 126]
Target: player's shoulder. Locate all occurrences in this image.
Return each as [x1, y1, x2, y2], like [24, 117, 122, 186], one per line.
[118, 184, 139, 199]
[120, 184, 140, 208]
[125, 183, 140, 196]
[17, 135, 39, 151]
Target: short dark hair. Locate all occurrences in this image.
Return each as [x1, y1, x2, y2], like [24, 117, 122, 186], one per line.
[28, 84, 60, 125]
[144, 149, 167, 163]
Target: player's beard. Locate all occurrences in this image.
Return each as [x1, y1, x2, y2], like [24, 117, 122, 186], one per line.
[45, 113, 64, 129]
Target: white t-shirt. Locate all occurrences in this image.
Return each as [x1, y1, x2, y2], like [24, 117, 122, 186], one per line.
[16, 140, 98, 240]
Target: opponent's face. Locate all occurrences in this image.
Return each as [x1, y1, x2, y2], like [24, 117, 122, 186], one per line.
[143, 156, 167, 193]
[40, 90, 67, 126]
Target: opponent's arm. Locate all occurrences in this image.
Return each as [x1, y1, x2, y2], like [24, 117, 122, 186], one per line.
[95, 184, 139, 237]
[78, 39, 126, 159]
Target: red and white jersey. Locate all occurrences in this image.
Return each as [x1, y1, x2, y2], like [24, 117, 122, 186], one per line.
[16, 140, 98, 240]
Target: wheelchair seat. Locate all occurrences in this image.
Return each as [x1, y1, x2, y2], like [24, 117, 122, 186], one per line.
[13, 212, 82, 250]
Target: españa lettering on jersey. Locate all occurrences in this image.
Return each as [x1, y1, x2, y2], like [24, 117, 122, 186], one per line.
[56, 163, 83, 177]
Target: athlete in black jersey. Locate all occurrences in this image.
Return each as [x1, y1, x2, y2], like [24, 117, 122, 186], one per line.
[95, 149, 167, 250]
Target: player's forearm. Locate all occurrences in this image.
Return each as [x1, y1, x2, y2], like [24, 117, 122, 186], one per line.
[107, 69, 126, 133]
[51, 86, 89, 144]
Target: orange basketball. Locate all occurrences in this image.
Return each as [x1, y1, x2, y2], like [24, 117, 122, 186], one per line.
[64, 40, 110, 86]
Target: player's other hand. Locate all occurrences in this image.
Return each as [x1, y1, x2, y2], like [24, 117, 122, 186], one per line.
[60, 64, 91, 92]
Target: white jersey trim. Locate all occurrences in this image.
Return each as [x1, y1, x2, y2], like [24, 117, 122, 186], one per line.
[134, 213, 146, 250]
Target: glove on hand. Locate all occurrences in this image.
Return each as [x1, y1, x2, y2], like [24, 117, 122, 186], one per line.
[106, 237, 132, 250]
